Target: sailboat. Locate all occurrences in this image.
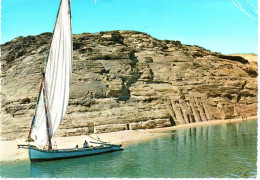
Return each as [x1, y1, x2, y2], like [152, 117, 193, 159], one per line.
[18, 0, 123, 163]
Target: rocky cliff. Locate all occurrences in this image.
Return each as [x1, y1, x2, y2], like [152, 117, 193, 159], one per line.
[0, 31, 257, 140]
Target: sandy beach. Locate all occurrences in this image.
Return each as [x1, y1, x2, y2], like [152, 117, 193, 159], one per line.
[0, 116, 257, 163]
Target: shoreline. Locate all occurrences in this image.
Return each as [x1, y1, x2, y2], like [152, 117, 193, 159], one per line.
[0, 116, 257, 163]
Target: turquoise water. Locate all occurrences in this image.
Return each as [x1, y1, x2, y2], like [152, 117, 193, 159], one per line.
[0, 120, 257, 178]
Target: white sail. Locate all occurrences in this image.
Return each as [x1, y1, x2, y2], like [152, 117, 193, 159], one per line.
[30, 0, 73, 147]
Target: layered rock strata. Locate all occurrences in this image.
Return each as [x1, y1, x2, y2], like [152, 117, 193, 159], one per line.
[0, 31, 257, 140]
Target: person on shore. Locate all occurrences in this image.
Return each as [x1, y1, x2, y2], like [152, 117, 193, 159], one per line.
[75, 145, 78, 148]
[83, 140, 89, 148]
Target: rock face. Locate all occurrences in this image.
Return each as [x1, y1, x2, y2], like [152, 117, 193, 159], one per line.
[0, 31, 257, 140]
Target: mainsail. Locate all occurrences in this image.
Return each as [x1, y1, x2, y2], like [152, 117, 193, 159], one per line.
[30, 0, 73, 147]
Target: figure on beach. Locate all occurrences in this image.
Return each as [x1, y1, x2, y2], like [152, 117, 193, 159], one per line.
[83, 140, 89, 148]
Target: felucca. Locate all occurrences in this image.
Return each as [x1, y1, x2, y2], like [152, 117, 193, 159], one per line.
[18, 0, 123, 163]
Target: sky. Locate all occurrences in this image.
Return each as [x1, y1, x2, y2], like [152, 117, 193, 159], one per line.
[0, 0, 258, 54]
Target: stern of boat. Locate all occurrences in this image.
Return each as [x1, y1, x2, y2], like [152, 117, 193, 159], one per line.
[111, 144, 124, 151]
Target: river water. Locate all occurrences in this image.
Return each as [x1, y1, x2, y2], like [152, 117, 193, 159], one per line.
[0, 119, 257, 178]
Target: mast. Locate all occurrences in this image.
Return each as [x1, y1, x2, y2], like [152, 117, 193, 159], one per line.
[40, 0, 65, 151]
[42, 71, 52, 150]
[29, 0, 73, 149]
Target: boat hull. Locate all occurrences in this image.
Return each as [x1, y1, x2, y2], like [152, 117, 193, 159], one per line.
[29, 145, 123, 162]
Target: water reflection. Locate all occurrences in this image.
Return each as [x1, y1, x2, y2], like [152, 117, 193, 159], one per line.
[30, 151, 124, 178]
[169, 120, 257, 178]
[1, 120, 256, 178]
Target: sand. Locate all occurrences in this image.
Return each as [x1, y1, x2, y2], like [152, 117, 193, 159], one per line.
[0, 116, 257, 163]
[228, 53, 258, 63]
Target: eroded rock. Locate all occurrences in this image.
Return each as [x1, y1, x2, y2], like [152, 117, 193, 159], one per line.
[0, 31, 257, 140]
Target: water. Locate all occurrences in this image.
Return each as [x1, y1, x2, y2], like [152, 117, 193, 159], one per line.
[0, 120, 257, 178]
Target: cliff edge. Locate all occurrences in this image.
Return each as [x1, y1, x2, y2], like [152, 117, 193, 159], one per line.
[1, 31, 257, 140]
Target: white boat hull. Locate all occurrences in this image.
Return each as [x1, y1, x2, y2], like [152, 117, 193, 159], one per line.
[29, 145, 123, 162]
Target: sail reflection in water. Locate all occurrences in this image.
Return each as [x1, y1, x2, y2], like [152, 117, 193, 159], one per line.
[0, 120, 257, 178]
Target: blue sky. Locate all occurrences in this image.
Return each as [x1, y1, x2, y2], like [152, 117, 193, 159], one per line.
[1, 0, 258, 54]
